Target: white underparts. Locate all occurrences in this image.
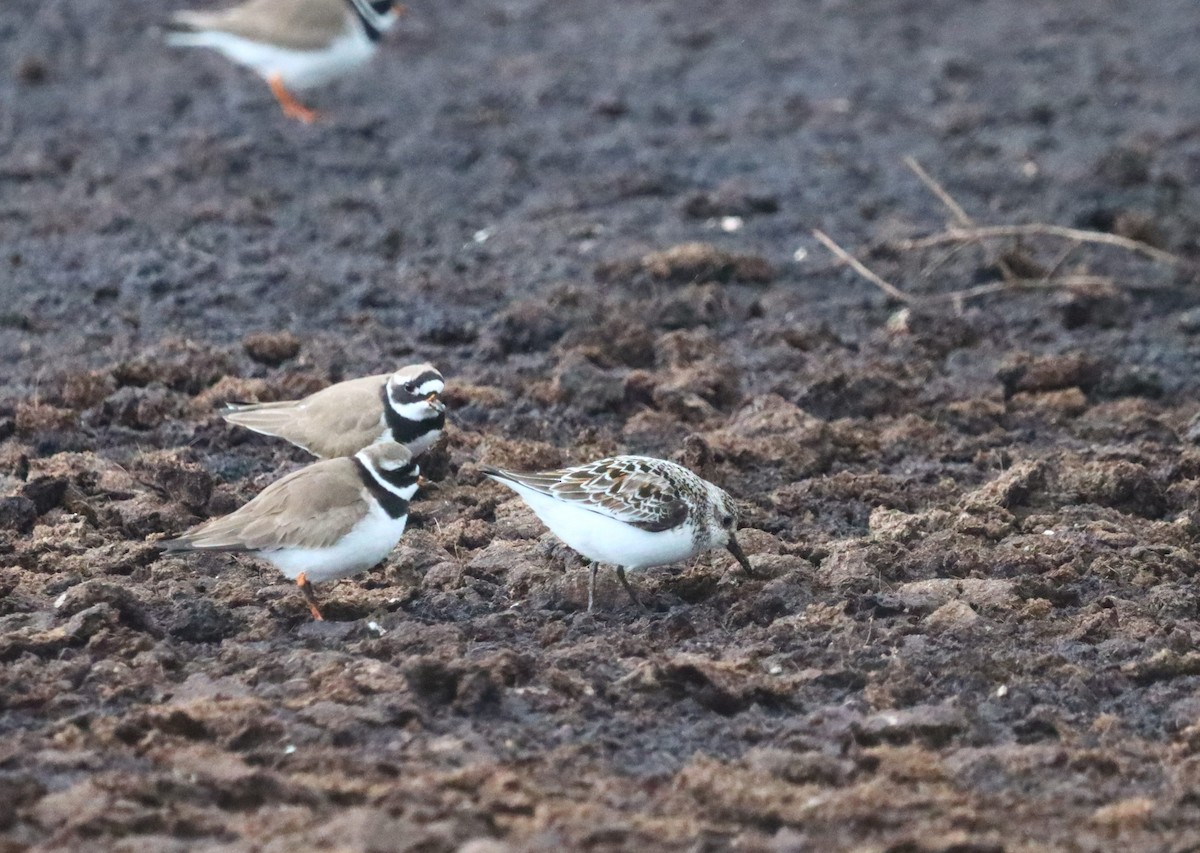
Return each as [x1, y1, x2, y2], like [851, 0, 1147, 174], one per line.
[263, 498, 408, 583]
[167, 17, 375, 90]
[502, 480, 699, 570]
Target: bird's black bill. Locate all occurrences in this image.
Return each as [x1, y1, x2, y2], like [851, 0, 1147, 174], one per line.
[727, 535, 755, 577]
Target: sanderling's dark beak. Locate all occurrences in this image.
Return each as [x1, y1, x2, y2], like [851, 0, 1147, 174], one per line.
[727, 534, 755, 577]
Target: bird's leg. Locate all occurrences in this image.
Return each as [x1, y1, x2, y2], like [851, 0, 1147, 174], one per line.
[267, 73, 319, 123]
[615, 566, 647, 612]
[296, 572, 325, 621]
[588, 563, 598, 613]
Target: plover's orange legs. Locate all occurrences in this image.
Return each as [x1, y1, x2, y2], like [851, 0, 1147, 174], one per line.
[267, 73, 319, 123]
[296, 572, 324, 621]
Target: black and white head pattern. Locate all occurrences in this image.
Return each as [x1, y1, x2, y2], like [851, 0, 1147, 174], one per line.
[381, 364, 446, 450]
[346, 0, 399, 39]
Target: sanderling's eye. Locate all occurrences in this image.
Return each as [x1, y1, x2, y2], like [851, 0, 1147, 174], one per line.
[721, 514, 734, 528]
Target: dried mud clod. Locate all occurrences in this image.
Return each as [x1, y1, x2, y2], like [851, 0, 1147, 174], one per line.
[996, 351, 1103, 397]
[595, 241, 775, 286]
[242, 331, 301, 366]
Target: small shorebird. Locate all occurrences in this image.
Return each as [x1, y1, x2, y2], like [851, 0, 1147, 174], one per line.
[166, 0, 403, 122]
[160, 442, 420, 620]
[482, 455, 755, 611]
[222, 363, 445, 459]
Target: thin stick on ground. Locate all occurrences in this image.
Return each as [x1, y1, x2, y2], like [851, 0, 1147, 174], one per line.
[902, 154, 1036, 285]
[924, 275, 1115, 304]
[904, 155, 1020, 283]
[812, 229, 913, 304]
[813, 160, 1188, 307]
[892, 224, 1182, 267]
[903, 155, 973, 227]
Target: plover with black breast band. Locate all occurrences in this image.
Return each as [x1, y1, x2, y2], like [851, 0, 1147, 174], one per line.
[167, 0, 404, 122]
[222, 363, 446, 459]
[160, 442, 421, 620]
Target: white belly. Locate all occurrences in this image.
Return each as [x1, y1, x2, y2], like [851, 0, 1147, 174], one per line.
[260, 504, 408, 583]
[168, 23, 376, 90]
[508, 482, 698, 570]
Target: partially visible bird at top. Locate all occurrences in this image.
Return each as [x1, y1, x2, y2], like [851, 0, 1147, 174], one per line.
[166, 0, 403, 122]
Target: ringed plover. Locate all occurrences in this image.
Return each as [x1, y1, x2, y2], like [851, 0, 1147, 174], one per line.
[222, 363, 445, 459]
[167, 0, 403, 122]
[161, 442, 421, 620]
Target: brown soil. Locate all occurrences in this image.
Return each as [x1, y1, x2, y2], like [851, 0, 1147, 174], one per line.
[4, 0, 1200, 850]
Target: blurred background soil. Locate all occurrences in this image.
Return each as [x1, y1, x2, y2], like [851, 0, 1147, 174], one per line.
[3, 0, 1200, 850]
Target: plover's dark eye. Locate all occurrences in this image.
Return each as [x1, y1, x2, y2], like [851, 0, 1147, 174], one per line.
[721, 514, 734, 528]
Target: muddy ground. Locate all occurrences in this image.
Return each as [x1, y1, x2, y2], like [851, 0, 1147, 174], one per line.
[3, 0, 1200, 850]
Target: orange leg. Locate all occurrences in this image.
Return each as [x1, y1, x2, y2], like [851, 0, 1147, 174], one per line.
[267, 73, 319, 124]
[296, 572, 325, 621]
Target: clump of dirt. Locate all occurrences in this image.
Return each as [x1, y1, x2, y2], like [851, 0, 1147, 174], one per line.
[242, 330, 302, 366]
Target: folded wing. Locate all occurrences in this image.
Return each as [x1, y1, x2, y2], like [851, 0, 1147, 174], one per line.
[486, 459, 689, 532]
[162, 459, 368, 552]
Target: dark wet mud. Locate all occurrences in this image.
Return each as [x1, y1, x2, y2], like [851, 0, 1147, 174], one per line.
[3, 0, 1200, 850]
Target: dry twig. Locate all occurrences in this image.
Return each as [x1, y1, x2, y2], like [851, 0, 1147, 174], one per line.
[925, 275, 1114, 304]
[812, 229, 913, 303]
[892, 224, 1181, 267]
[903, 155, 973, 228]
[811, 157, 1187, 307]
[904, 156, 1021, 283]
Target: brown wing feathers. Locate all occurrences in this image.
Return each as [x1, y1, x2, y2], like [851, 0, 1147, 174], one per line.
[171, 0, 350, 52]
[162, 459, 368, 553]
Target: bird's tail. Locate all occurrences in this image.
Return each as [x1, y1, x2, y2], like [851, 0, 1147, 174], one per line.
[164, 11, 218, 47]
